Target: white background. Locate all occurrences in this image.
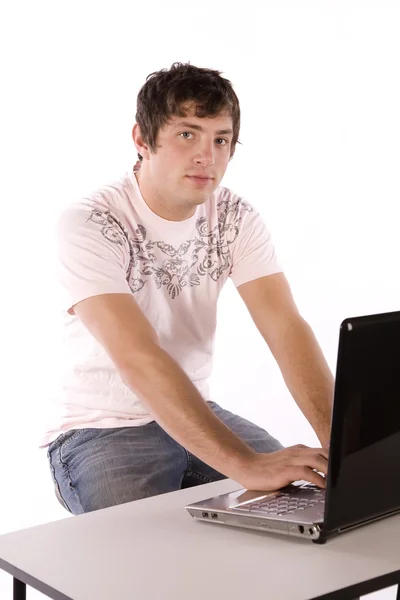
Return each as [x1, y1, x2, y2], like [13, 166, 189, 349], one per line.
[1, 0, 399, 597]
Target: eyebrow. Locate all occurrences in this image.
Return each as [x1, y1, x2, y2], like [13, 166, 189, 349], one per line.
[173, 121, 233, 136]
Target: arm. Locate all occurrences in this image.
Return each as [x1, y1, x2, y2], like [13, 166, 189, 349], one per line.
[237, 273, 334, 447]
[74, 293, 329, 489]
[73, 293, 255, 479]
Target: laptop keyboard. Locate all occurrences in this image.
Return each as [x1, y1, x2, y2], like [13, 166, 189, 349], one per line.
[233, 485, 325, 517]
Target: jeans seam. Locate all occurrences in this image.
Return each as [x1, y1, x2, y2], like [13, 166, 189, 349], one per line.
[57, 442, 84, 513]
[48, 428, 87, 453]
[185, 450, 218, 484]
[48, 448, 73, 513]
[186, 449, 193, 473]
[186, 470, 216, 484]
[61, 428, 87, 448]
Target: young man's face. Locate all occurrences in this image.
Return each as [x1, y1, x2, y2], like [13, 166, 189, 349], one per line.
[137, 105, 234, 213]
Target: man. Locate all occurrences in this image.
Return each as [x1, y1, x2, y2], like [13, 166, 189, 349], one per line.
[44, 62, 333, 515]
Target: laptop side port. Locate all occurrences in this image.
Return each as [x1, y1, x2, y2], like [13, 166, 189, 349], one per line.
[298, 526, 305, 534]
[202, 512, 209, 518]
[211, 513, 218, 519]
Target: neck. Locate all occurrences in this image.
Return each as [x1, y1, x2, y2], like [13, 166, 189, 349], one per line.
[134, 167, 196, 222]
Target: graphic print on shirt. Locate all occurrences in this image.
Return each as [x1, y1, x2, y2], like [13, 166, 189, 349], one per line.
[87, 198, 253, 299]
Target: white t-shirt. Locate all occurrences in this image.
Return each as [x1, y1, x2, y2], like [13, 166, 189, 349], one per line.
[40, 169, 282, 447]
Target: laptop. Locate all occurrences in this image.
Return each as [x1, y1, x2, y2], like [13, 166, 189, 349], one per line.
[186, 310, 400, 543]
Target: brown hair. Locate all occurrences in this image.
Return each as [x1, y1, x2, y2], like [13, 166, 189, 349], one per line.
[135, 62, 241, 161]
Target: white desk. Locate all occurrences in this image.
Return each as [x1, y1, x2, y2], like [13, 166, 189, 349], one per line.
[0, 479, 400, 600]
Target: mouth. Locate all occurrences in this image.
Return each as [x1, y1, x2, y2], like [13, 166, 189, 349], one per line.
[186, 175, 214, 187]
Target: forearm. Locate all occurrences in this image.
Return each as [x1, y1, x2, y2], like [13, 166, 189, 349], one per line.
[271, 316, 334, 446]
[121, 345, 255, 478]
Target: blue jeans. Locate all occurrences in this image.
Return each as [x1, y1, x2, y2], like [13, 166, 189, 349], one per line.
[47, 401, 283, 514]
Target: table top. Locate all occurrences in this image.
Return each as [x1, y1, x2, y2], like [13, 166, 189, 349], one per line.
[1, 479, 400, 600]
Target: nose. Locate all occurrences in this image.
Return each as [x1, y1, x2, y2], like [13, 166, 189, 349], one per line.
[194, 141, 215, 167]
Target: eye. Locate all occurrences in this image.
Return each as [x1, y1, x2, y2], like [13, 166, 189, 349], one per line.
[180, 131, 194, 139]
[216, 138, 228, 146]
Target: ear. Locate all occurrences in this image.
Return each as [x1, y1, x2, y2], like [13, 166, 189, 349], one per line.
[132, 124, 151, 160]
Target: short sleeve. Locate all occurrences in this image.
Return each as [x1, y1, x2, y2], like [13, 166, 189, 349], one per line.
[56, 204, 133, 314]
[229, 200, 283, 288]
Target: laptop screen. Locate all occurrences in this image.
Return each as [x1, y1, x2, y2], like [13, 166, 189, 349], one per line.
[324, 310, 400, 532]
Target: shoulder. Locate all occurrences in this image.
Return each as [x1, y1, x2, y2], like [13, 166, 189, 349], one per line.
[57, 174, 132, 241]
[214, 185, 256, 220]
[211, 186, 260, 237]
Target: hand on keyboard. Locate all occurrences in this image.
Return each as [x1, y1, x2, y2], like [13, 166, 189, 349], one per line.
[233, 444, 329, 492]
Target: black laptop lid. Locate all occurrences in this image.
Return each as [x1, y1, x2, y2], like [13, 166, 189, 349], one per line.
[324, 310, 400, 533]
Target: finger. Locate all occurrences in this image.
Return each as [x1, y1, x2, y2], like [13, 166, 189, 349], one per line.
[293, 454, 329, 475]
[302, 447, 329, 460]
[305, 447, 329, 462]
[290, 445, 328, 460]
[297, 467, 326, 488]
[315, 447, 330, 460]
